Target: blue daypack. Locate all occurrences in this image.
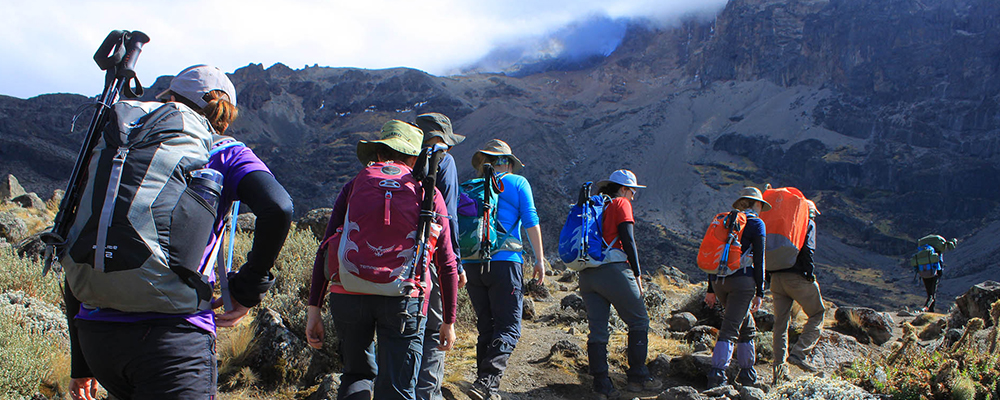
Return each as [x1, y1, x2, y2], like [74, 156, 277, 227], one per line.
[558, 182, 617, 271]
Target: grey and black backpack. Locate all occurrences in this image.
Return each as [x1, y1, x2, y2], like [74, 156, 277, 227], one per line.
[61, 100, 220, 314]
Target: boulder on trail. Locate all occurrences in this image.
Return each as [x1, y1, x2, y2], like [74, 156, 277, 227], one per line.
[656, 385, 703, 400]
[0, 174, 26, 201]
[244, 308, 334, 389]
[297, 208, 333, 240]
[953, 281, 1000, 328]
[11, 193, 45, 210]
[833, 307, 893, 345]
[0, 212, 29, 243]
[668, 312, 698, 332]
[804, 330, 872, 371]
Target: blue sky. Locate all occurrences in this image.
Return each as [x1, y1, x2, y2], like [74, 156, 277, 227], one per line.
[0, 0, 726, 99]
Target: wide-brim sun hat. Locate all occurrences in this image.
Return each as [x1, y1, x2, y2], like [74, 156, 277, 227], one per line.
[471, 139, 524, 173]
[733, 186, 772, 212]
[415, 112, 466, 147]
[357, 120, 423, 165]
[595, 169, 646, 192]
[155, 65, 237, 109]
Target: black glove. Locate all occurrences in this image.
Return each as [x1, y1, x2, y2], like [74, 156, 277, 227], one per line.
[227, 265, 275, 308]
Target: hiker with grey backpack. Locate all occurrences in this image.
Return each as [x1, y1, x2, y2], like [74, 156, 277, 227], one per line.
[61, 53, 293, 399]
[305, 120, 459, 400]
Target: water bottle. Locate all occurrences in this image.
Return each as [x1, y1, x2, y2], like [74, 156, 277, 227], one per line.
[189, 168, 224, 210]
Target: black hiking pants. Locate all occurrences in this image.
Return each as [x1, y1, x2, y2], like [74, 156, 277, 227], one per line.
[76, 318, 216, 400]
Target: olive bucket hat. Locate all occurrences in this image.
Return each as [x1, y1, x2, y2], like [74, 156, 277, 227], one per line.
[356, 120, 423, 165]
[415, 113, 465, 147]
[733, 186, 772, 212]
[471, 139, 524, 173]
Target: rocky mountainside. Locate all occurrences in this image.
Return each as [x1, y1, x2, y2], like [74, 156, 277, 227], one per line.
[2, 0, 999, 309]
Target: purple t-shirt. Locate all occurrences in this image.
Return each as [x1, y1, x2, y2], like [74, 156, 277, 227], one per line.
[75, 143, 270, 334]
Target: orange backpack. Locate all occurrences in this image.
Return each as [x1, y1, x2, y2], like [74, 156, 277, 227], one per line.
[758, 187, 810, 271]
[697, 211, 748, 275]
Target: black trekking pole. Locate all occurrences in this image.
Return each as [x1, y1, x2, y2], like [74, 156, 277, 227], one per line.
[480, 163, 498, 271]
[411, 144, 448, 308]
[41, 30, 150, 276]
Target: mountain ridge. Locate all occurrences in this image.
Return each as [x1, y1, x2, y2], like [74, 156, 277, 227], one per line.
[2, 0, 999, 309]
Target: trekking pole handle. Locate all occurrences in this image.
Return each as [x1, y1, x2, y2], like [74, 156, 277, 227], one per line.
[118, 31, 150, 79]
[94, 30, 126, 71]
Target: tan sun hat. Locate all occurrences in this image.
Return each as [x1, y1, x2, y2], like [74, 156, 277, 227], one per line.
[356, 120, 423, 165]
[471, 139, 524, 173]
[733, 186, 772, 212]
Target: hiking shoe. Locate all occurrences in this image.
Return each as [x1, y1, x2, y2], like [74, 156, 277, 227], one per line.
[736, 367, 758, 386]
[626, 376, 663, 392]
[787, 353, 818, 373]
[594, 376, 622, 399]
[467, 375, 501, 400]
[772, 364, 790, 386]
[466, 385, 501, 400]
[707, 367, 728, 389]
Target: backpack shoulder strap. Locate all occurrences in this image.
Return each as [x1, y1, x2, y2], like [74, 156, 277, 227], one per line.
[210, 134, 245, 156]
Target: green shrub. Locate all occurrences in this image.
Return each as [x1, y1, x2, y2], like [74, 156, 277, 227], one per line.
[0, 246, 62, 304]
[0, 307, 68, 398]
[951, 375, 976, 400]
[842, 314, 1000, 400]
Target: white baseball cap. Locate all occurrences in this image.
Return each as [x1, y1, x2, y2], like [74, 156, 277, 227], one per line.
[156, 65, 237, 109]
[595, 169, 646, 191]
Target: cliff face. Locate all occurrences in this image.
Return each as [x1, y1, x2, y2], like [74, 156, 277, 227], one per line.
[2, 0, 998, 308]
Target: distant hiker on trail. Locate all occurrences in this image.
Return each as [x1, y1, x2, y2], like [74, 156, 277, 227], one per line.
[582, 170, 662, 398]
[909, 234, 958, 313]
[703, 187, 768, 388]
[463, 139, 545, 400]
[305, 120, 459, 400]
[769, 199, 826, 383]
[414, 112, 467, 400]
[68, 65, 294, 400]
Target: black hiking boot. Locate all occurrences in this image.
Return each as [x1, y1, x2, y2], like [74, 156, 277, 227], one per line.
[737, 366, 758, 386]
[467, 374, 501, 400]
[920, 297, 936, 313]
[787, 353, 818, 373]
[626, 376, 663, 392]
[593, 375, 621, 399]
[707, 367, 728, 389]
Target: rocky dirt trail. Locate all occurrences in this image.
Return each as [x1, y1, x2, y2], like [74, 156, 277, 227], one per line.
[437, 276, 770, 400]
[433, 268, 939, 400]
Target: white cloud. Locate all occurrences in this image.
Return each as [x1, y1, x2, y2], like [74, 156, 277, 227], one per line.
[0, 0, 727, 99]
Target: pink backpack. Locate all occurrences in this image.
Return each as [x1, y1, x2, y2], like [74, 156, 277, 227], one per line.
[325, 162, 439, 297]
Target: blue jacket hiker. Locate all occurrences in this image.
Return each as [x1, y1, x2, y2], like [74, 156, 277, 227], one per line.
[463, 139, 546, 400]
